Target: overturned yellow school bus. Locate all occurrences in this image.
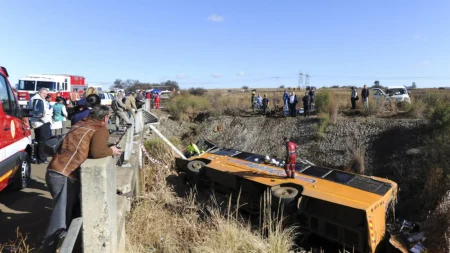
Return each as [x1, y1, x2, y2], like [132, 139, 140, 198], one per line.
[175, 141, 398, 253]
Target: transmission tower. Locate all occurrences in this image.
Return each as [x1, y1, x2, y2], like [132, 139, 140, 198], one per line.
[298, 71, 304, 90]
[305, 73, 310, 89]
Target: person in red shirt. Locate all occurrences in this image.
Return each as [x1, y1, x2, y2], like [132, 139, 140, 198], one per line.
[284, 137, 298, 179]
[154, 93, 161, 109]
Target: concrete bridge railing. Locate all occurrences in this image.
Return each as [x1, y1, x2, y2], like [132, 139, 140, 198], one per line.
[61, 106, 157, 253]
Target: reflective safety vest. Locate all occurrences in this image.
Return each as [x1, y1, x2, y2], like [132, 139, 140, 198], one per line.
[187, 144, 200, 155]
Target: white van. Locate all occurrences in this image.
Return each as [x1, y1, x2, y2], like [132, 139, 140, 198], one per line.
[372, 86, 411, 104]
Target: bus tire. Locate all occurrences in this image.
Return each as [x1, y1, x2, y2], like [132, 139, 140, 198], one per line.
[186, 160, 205, 174]
[272, 187, 298, 204]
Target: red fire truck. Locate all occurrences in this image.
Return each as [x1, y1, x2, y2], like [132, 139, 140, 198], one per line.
[0, 66, 33, 192]
[16, 74, 87, 107]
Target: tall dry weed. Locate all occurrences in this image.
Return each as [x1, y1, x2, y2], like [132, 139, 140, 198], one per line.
[346, 137, 365, 174]
[127, 138, 300, 253]
[424, 191, 450, 253]
[0, 229, 33, 253]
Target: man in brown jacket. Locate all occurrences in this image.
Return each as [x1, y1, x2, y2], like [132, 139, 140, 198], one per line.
[41, 105, 121, 252]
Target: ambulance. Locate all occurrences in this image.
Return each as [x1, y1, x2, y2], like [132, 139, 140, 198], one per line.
[0, 66, 33, 192]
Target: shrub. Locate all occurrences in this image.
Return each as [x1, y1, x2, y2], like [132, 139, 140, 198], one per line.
[315, 89, 331, 113]
[314, 113, 330, 139]
[165, 95, 210, 121]
[188, 87, 208, 96]
[404, 99, 425, 118]
[428, 100, 450, 131]
[328, 99, 339, 124]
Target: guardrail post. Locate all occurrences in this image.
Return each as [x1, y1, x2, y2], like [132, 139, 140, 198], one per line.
[80, 157, 117, 252]
[59, 217, 83, 253]
[124, 122, 134, 162]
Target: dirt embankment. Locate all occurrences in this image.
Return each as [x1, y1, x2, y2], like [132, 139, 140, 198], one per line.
[161, 114, 426, 172]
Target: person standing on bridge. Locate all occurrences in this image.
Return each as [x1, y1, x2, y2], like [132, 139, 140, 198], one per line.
[284, 137, 298, 179]
[41, 105, 122, 253]
[111, 91, 132, 129]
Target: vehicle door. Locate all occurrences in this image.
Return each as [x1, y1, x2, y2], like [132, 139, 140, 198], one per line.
[0, 73, 27, 190]
[372, 88, 385, 100]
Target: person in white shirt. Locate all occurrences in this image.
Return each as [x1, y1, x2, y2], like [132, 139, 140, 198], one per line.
[29, 88, 53, 164]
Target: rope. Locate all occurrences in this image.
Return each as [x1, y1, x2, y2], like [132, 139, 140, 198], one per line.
[140, 144, 168, 168]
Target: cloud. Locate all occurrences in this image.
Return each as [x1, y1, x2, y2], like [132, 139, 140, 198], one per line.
[207, 14, 224, 22]
[211, 73, 222, 78]
[237, 71, 245, 76]
[176, 74, 187, 79]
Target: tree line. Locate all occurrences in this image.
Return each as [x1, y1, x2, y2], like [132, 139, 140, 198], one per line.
[111, 79, 180, 92]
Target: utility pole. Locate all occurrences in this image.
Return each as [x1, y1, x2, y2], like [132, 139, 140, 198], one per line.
[298, 71, 304, 91]
[305, 73, 310, 89]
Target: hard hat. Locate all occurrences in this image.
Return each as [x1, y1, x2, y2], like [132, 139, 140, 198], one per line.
[271, 158, 276, 164]
[264, 155, 270, 162]
[254, 158, 259, 162]
[252, 92, 255, 94]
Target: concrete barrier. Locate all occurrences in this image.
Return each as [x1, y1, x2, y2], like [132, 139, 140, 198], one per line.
[77, 110, 154, 253]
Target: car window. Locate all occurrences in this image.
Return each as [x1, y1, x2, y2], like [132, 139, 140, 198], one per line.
[7, 80, 19, 116]
[0, 74, 11, 114]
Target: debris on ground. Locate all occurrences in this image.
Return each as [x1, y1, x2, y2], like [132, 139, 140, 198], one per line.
[388, 220, 428, 253]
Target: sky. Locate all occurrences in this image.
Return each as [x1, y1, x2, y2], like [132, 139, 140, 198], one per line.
[1, 0, 450, 89]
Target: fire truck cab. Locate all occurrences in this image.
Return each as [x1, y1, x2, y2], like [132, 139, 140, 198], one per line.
[17, 74, 87, 107]
[0, 66, 33, 192]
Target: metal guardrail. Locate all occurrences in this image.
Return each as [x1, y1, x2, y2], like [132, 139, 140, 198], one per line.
[59, 217, 83, 253]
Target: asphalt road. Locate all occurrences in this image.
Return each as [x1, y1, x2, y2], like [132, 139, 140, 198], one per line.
[0, 160, 51, 249]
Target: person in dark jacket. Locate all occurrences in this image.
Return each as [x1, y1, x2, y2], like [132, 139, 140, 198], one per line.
[350, 87, 358, 109]
[262, 94, 269, 115]
[251, 92, 256, 112]
[302, 92, 310, 117]
[288, 92, 298, 117]
[361, 84, 369, 109]
[71, 94, 101, 126]
[308, 88, 316, 109]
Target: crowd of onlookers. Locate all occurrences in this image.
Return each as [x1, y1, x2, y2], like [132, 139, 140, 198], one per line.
[250, 88, 316, 117]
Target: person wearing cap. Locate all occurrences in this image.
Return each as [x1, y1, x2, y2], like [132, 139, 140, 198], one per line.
[251, 92, 256, 112]
[283, 137, 298, 179]
[71, 94, 101, 126]
[262, 94, 270, 115]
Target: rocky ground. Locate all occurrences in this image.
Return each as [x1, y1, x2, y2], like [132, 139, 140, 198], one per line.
[156, 111, 426, 175]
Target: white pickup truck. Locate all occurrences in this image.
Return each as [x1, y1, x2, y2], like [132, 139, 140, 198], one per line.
[372, 85, 411, 104]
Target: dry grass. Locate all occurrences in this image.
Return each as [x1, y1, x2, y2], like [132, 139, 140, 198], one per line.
[126, 138, 303, 253]
[424, 191, 450, 253]
[346, 137, 365, 174]
[0, 229, 33, 253]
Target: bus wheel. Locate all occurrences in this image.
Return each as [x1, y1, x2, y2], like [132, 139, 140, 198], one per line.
[187, 161, 205, 174]
[272, 187, 298, 204]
